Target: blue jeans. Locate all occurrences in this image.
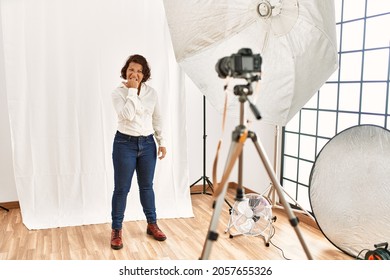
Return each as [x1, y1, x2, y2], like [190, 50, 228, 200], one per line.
[111, 131, 157, 229]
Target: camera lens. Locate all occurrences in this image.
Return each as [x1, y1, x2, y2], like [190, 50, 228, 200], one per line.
[215, 56, 231, 78]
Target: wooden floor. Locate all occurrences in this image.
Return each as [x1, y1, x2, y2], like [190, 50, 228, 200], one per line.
[0, 187, 354, 260]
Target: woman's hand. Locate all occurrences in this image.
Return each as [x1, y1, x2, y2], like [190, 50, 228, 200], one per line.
[124, 76, 139, 89]
[158, 146, 167, 160]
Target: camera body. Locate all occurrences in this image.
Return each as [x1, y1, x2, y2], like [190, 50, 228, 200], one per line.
[215, 48, 262, 79]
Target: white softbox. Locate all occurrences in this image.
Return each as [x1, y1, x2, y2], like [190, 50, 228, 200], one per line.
[163, 0, 338, 126]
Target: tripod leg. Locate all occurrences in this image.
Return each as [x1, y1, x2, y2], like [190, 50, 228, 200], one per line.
[190, 176, 213, 195]
[200, 140, 244, 260]
[189, 177, 203, 188]
[248, 131, 313, 260]
[0, 205, 9, 212]
[200, 182, 229, 259]
[213, 131, 246, 198]
[204, 176, 214, 193]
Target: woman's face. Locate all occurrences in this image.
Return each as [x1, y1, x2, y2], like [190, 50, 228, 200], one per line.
[126, 62, 144, 83]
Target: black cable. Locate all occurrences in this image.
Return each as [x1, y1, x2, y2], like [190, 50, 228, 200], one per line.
[268, 225, 292, 260]
[356, 249, 369, 260]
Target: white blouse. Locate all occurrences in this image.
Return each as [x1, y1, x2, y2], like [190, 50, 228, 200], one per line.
[111, 83, 165, 147]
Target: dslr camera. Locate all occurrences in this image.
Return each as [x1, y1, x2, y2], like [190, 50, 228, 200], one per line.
[215, 48, 262, 79]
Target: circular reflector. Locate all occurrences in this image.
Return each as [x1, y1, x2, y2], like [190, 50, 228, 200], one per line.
[309, 125, 390, 258]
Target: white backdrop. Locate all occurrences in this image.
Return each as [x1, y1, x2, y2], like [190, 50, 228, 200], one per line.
[0, 0, 193, 229]
[0, 1, 17, 204]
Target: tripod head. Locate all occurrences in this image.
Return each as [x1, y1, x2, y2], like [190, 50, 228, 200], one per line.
[232, 74, 262, 120]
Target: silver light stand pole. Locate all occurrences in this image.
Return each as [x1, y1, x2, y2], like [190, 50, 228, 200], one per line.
[200, 79, 313, 260]
[261, 125, 315, 219]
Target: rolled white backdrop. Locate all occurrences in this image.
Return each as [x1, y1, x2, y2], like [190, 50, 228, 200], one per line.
[0, 0, 193, 229]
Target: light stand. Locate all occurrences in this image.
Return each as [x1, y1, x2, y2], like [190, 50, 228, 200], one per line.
[0, 205, 9, 212]
[261, 125, 315, 219]
[200, 77, 313, 260]
[190, 95, 213, 195]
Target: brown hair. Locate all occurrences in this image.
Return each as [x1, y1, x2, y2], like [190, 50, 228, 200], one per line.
[120, 54, 151, 83]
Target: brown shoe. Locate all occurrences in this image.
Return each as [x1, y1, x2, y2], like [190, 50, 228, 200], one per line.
[111, 229, 123, 250]
[147, 223, 167, 241]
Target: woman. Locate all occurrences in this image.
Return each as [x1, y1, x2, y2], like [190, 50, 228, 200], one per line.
[110, 54, 167, 250]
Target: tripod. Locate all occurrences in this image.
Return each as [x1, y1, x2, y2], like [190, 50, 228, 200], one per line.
[189, 95, 213, 195]
[200, 80, 313, 260]
[0, 205, 9, 212]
